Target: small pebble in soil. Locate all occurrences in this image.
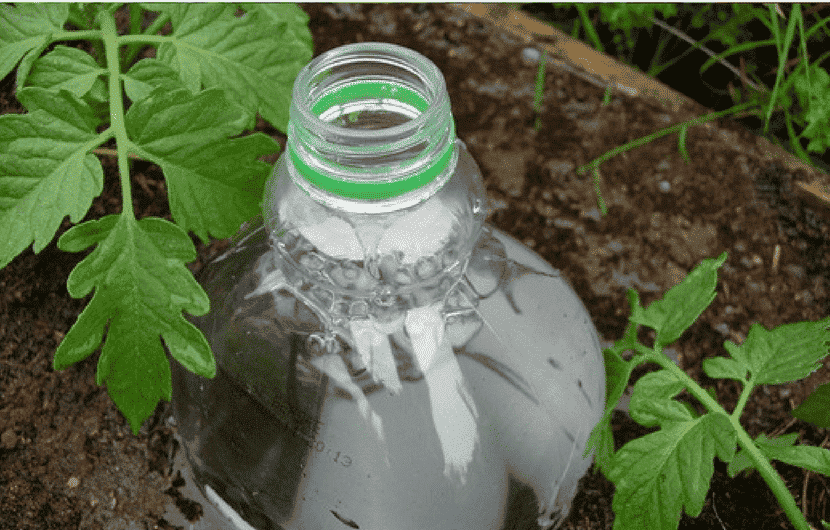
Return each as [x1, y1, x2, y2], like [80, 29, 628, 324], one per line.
[785, 264, 806, 279]
[606, 240, 623, 254]
[581, 207, 602, 222]
[1, 428, 17, 449]
[521, 46, 541, 64]
[659, 180, 671, 193]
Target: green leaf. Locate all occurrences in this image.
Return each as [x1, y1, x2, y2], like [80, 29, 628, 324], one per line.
[678, 125, 690, 163]
[0, 87, 104, 269]
[609, 412, 736, 529]
[728, 432, 830, 478]
[727, 432, 798, 477]
[26, 45, 106, 98]
[793, 65, 830, 154]
[126, 88, 247, 150]
[629, 370, 693, 428]
[764, 440, 830, 477]
[702, 356, 748, 382]
[792, 381, 830, 429]
[631, 252, 727, 349]
[0, 3, 69, 81]
[153, 3, 312, 131]
[55, 215, 214, 434]
[56, 214, 118, 253]
[724, 316, 830, 385]
[123, 58, 189, 103]
[587, 345, 635, 474]
[241, 3, 312, 49]
[125, 87, 278, 243]
[603, 346, 634, 417]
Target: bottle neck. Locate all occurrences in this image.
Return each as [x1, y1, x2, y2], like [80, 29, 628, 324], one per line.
[285, 42, 457, 214]
[261, 43, 489, 319]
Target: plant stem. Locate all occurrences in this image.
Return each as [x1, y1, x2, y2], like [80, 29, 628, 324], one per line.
[117, 34, 170, 45]
[731, 374, 755, 419]
[577, 100, 757, 174]
[533, 50, 547, 132]
[590, 166, 607, 216]
[576, 5, 604, 52]
[649, 349, 725, 413]
[650, 17, 766, 93]
[122, 10, 172, 66]
[51, 29, 103, 42]
[93, 148, 143, 160]
[122, 3, 143, 71]
[650, 352, 812, 530]
[143, 11, 171, 36]
[100, 11, 135, 219]
[727, 413, 813, 530]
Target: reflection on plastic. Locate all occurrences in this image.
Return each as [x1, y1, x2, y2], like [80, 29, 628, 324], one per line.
[172, 220, 605, 530]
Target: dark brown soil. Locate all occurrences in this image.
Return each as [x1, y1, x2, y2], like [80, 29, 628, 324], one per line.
[1, 4, 829, 530]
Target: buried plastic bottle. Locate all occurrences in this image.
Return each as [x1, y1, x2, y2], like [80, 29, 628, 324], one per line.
[171, 42, 605, 530]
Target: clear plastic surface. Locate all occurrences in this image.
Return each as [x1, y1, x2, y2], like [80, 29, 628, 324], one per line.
[172, 152, 605, 530]
[172, 41, 605, 530]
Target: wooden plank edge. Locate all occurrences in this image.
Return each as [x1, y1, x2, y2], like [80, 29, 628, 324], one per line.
[450, 3, 830, 212]
[450, 3, 690, 113]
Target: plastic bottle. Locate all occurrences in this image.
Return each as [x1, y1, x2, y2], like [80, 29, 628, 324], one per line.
[171, 42, 605, 530]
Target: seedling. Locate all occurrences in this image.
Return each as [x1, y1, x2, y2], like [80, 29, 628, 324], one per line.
[0, 3, 312, 433]
[551, 4, 830, 215]
[587, 251, 830, 530]
[533, 49, 547, 131]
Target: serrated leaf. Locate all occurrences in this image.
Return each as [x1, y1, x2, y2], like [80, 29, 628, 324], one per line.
[241, 3, 312, 49]
[0, 87, 104, 269]
[123, 58, 189, 103]
[764, 440, 830, 477]
[727, 433, 799, 477]
[609, 412, 736, 529]
[604, 346, 634, 419]
[587, 346, 634, 475]
[726, 317, 830, 385]
[794, 65, 830, 153]
[588, 421, 616, 479]
[57, 214, 119, 253]
[26, 45, 105, 98]
[54, 215, 214, 434]
[154, 3, 312, 131]
[702, 356, 748, 382]
[126, 88, 247, 150]
[125, 88, 278, 243]
[792, 381, 830, 429]
[15, 39, 51, 92]
[631, 252, 727, 349]
[0, 3, 68, 81]
[727, 432, 830, 478]
[629, 370, 693, 428]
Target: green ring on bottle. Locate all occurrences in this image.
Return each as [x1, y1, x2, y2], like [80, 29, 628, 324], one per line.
[292, 81, 455, 200]
[312, 81, 430, 115]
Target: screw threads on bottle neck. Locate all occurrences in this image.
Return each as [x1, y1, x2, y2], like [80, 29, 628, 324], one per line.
[286, 42, 457, 213]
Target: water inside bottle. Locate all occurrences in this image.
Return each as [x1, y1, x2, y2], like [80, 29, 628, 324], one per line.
[172, 219, 604, 530]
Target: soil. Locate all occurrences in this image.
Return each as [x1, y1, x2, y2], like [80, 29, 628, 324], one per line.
[1, 4, 829, 530]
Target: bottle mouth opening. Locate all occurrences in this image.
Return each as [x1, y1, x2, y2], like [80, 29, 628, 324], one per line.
[287, 42, 455, 202]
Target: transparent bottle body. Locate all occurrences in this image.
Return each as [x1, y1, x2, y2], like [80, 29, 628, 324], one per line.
[171, 143, 606, 530]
